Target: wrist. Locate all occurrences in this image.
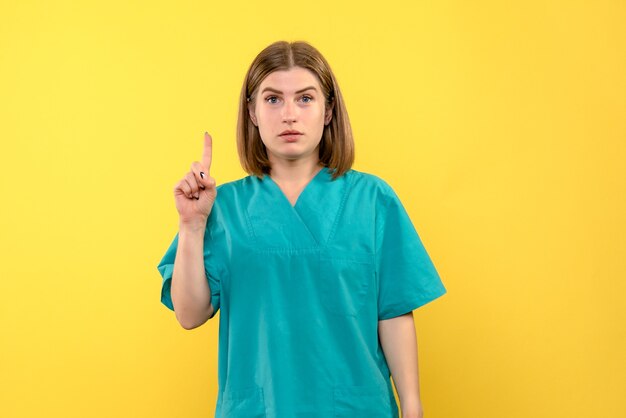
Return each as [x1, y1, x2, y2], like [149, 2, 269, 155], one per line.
[179, 219, 207, 233]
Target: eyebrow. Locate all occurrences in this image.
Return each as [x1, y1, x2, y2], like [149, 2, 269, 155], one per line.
[261, 86, 317, 94]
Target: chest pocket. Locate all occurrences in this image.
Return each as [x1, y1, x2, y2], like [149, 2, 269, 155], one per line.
[319, 251, 375, 317]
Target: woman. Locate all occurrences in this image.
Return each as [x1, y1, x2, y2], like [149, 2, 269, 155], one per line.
[157, 40, 447, 418]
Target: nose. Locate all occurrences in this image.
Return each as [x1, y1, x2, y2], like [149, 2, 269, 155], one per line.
[281, 99, 297, 123]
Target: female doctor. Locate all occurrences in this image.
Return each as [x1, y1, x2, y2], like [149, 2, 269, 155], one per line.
[157, 40, 446, 418]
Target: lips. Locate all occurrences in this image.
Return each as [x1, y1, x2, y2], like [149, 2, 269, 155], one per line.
[280, 130, 303, 136]
[281, 133, 302, 142]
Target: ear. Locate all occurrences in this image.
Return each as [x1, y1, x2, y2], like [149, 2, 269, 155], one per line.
[324, 101, 334, 126]
[247, 102, 258, 126]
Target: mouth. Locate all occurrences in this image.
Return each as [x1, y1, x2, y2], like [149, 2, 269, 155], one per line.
[280, 129, 303, 136]
[280, 133, 302, 142]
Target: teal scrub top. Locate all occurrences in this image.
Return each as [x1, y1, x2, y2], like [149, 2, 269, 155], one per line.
[156, 167, 447, 418]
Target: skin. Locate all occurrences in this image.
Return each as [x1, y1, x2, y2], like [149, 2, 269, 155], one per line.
[379, 312, 425, 418]
[248, 66, 333, 204]
[170, 132, 218, 328]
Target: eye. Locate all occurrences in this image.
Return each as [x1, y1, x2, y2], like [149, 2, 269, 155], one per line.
[301, 95, 313, 103]
[265, 95, 280, 104]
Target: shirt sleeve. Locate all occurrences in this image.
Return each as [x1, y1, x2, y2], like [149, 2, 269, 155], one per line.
[375, 183, 447, 320]
[156, 206, 226, 319]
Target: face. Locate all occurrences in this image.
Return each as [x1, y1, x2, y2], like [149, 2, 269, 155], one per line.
[248, 66, 332, 164]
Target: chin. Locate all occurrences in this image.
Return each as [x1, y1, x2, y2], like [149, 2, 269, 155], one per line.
[271, 150, 308, 161]
[267, 145, 318, 160]
[282, 153, 305, 161]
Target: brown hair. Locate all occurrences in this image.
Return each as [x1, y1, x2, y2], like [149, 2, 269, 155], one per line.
[236, 40, 354, 180]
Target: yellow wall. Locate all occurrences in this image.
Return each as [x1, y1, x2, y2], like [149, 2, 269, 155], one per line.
[1, 1, 624, 417]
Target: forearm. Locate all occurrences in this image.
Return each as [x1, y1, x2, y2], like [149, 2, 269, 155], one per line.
[171, 220, 212, 329]
[378, 312, 422, 416]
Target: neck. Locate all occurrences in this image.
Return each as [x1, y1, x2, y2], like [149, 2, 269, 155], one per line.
[268, 154, 324, 185]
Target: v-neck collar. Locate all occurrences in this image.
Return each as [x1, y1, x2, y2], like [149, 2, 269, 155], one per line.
[247, 166, 351, 250]
[262, 165, 329, 208]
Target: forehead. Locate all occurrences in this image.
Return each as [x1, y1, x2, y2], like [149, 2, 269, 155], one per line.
[259, 67, 321, 92]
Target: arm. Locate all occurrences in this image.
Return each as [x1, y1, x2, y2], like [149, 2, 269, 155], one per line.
[378, 312, 423, 418]
[171, 220, 214, 330]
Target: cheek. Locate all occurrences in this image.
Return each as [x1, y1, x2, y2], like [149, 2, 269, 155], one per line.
[259, 108, 280, 122]
[306, 105, 324, 121]
[317, 108, 327, 125]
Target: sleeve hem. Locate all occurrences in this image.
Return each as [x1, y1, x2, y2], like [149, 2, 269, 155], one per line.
[377, 287, 447, 321]
[208, 293, 220, 319]
[158, 263, 221, 318]
[158, 263, 175, 312]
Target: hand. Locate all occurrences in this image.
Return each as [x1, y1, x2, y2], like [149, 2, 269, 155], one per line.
[173, 132, 218, 225]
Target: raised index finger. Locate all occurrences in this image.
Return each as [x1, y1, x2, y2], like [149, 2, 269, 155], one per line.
[202, 132, 212, 172]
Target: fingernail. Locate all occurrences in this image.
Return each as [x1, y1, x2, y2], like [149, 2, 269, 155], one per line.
[194, 192, 199, 199]
[200, 172, 205, 179]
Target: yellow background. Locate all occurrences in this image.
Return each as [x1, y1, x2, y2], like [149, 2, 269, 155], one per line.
[1, 0, 624, 417]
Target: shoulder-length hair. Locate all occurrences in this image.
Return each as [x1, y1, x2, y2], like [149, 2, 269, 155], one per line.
[236, 40, 354, 180]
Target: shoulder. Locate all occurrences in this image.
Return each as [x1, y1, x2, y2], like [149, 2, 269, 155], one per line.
[345, 168, 398, 201]
[214, 173, 263, 198]
[205, 175, 256, 224]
